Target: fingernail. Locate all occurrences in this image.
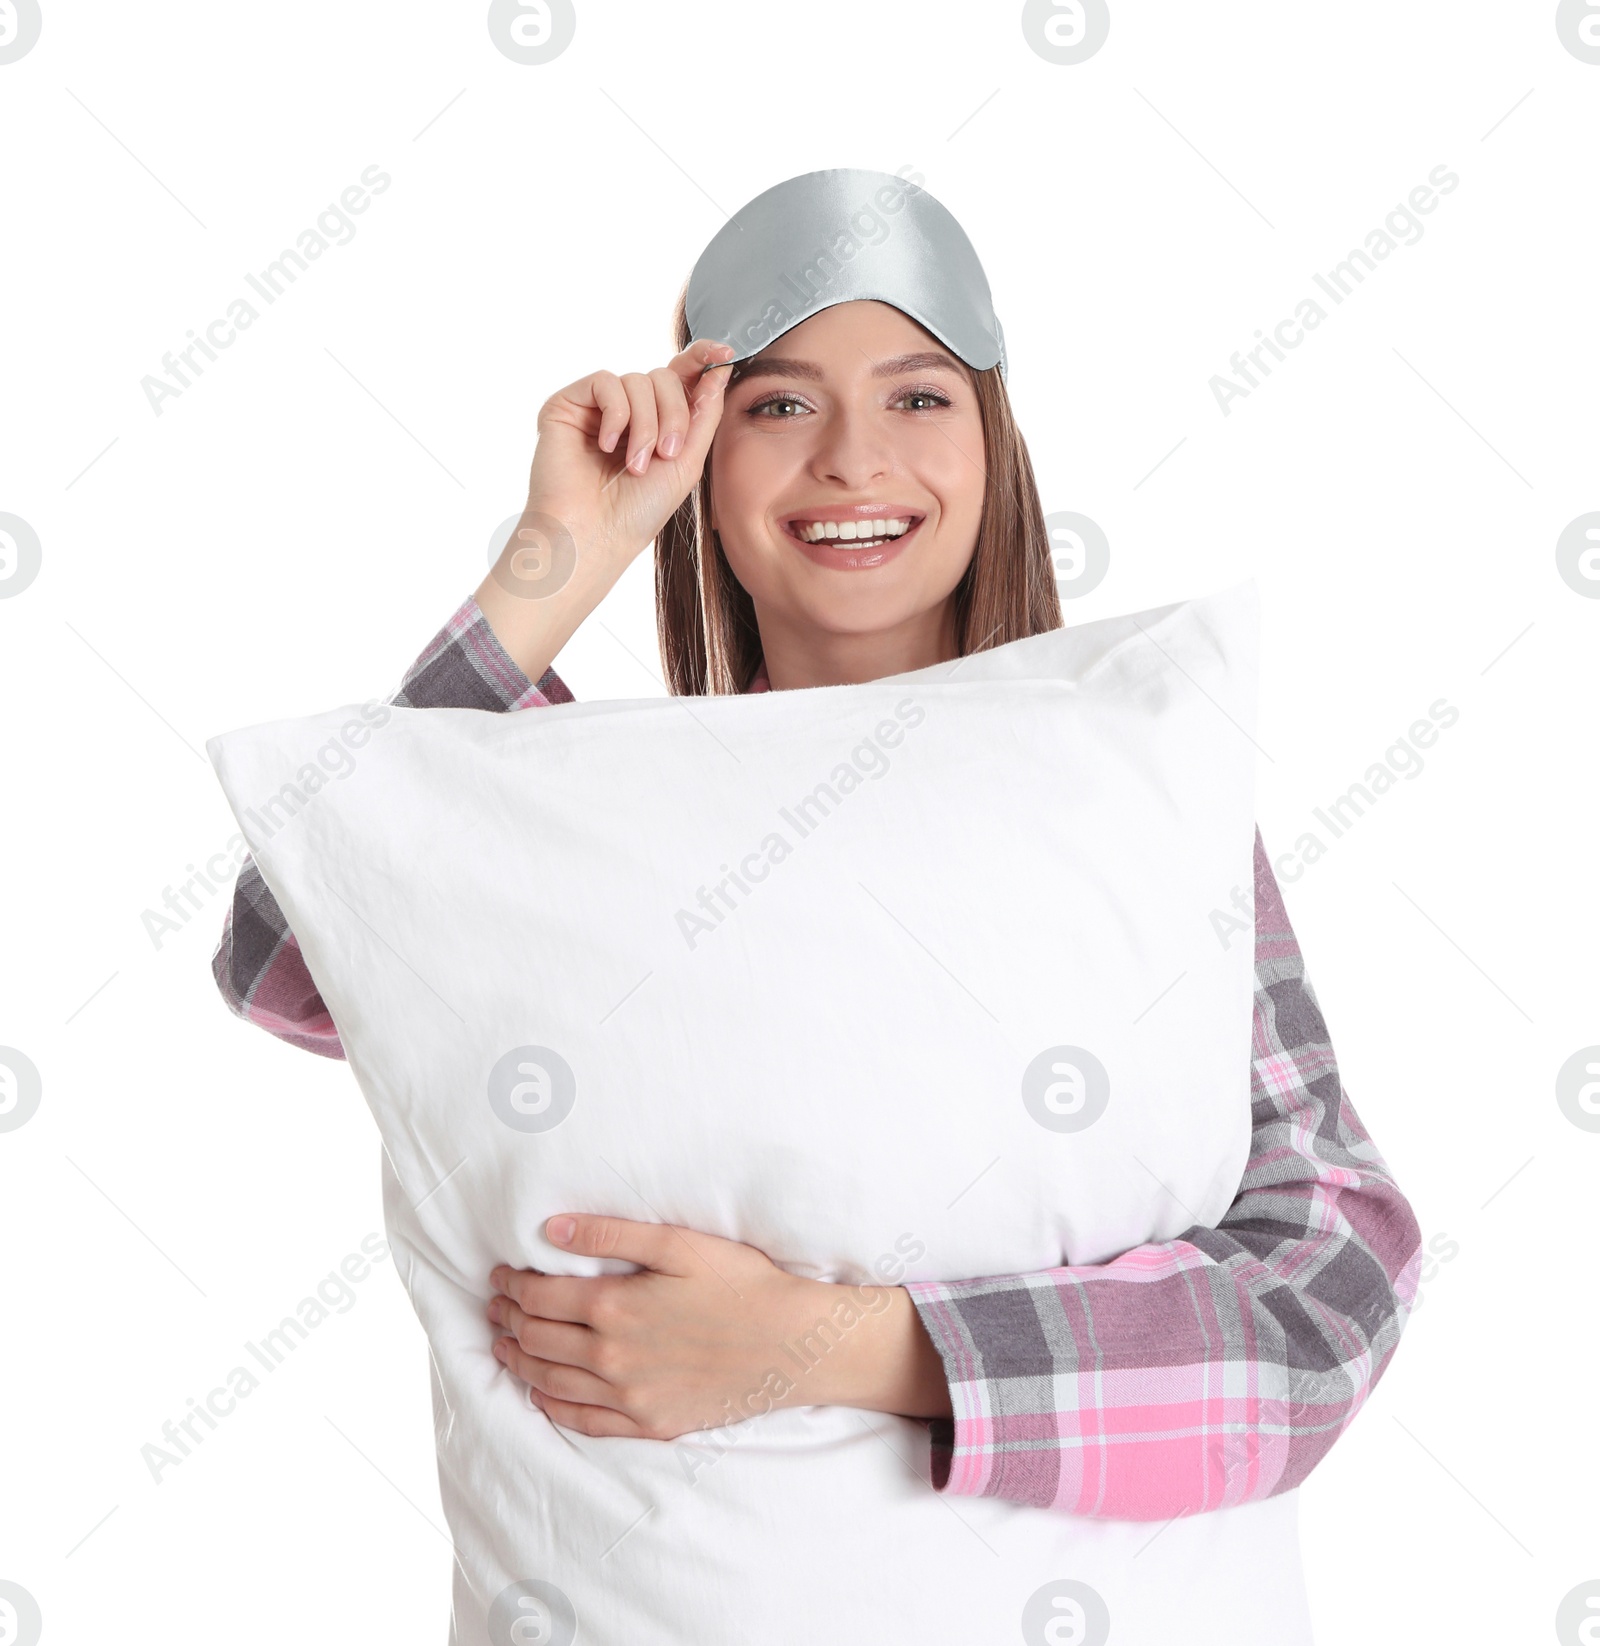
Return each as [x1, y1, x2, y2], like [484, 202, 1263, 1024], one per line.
[493, 1339, 508, 1361]
[660, 431, 681, 458]
[548, 1215, 576, 1244]
[630, 450, 649, 474]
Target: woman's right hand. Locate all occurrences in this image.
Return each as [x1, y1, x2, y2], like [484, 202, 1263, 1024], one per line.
[524, 338, 736, 566]
[473, 338, 736, 684]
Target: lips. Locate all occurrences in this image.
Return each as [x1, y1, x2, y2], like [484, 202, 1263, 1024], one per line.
[779, 506, 927, 548]
[779, 508, 926, 570]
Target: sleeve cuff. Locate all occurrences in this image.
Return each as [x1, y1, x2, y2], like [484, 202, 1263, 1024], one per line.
[395, 594, 574, 712]
[903, 1278, 1004, 1497]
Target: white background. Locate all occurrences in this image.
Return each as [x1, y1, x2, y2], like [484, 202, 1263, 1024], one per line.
[1, 2, 1596, 1642]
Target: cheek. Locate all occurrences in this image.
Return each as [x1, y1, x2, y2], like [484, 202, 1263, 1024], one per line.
[915, 429, 986, 526]
[709, 425, 790, 522]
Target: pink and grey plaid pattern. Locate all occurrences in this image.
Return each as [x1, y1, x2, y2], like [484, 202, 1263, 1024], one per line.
[211, 597, 572, 1059]
[211, 595, 1422, 1518]
[904, 841, 1423, 1518]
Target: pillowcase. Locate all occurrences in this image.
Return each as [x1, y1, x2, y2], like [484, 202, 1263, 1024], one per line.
[208, 579, 1309, 1646]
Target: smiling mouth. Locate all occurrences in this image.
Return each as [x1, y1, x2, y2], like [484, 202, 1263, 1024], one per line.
[782, 514, 924, 545]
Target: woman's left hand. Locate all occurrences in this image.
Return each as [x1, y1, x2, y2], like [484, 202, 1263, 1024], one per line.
[480, 1211, 941, 1441]
[487, 1214, 865, 1440]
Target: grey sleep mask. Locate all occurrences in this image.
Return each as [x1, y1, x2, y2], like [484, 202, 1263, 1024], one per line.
[684, 167, 1007, 382]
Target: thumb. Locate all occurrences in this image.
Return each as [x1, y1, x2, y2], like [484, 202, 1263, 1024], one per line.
[678, 358, 732, 468]
[546, 1213, 686, 1274]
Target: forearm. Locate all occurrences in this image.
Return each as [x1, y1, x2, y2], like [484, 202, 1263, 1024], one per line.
[777, 1278, 952, 1421]
[473, 517, 634, 686]
[898, 830, 1424, 1516]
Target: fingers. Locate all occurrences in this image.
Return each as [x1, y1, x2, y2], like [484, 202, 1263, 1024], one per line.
[683, 339, 735, 422]
[491, 1266, 610, 1325]
[625, 360, 722, 470]
[648, 367, 688, 461]
[570, 340, 734, 477]
[492, 1333, 614, 1408]
[488, 1294, 601, 1371]
[546, 1212, 688, 1274]
[618, 372, 659, 474]
[520, 1385, 645, 1438]
[669, 337, 735, 391]
[590, 370, 630, 456]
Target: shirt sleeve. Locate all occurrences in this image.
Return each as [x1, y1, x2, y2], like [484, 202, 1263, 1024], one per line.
[902, 827, 1425, 1520]
[209, 596, 572, 1058]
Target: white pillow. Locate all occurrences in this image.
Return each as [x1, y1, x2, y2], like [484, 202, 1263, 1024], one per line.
[208, 580, 1309, 1646]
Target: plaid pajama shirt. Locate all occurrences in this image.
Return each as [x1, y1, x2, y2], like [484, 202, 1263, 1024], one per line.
[212, 595, 1423, 1520]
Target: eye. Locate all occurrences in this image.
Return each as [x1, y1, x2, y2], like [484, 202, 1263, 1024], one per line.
[746, 393, 811, 418]
[897, 388, 953, 411]
[743, 385, 955, 419]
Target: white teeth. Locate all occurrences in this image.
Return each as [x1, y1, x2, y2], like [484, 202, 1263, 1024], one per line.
[791, 516, 916, 544]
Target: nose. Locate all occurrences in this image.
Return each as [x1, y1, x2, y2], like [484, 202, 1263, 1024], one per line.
[807, 399, 895, 489]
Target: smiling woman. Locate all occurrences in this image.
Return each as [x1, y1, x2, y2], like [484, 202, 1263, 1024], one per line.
[211, 167, 1421, 1646]
[658, 302, 1057, 693]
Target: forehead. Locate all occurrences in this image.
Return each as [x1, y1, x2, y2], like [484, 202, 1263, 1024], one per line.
[728, 303, 967, 385]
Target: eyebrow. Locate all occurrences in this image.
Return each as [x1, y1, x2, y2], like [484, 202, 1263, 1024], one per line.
[729, 350, 965, 385]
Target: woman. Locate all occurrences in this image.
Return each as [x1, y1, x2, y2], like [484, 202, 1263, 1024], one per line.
[213, 169, 1421, 1523]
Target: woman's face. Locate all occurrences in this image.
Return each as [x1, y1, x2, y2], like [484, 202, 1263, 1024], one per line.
[707, 299, 987, 683]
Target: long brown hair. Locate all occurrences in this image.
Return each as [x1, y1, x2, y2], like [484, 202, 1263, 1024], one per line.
[655, 283, 1064, 695]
